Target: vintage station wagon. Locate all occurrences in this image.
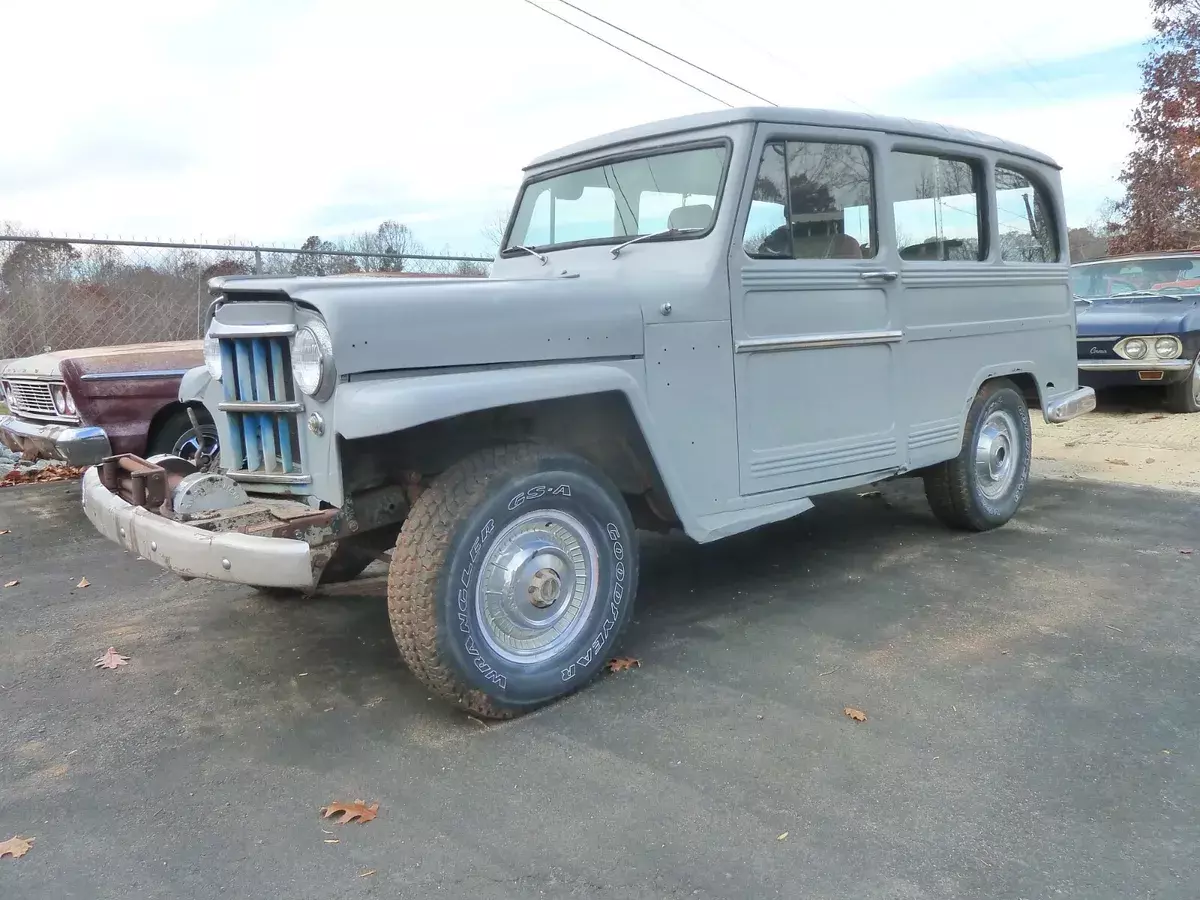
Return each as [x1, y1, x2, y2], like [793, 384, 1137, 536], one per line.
[81, 108, 1094, 717]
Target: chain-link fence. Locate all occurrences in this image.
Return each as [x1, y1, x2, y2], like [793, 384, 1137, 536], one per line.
[0, 236, 494, 359]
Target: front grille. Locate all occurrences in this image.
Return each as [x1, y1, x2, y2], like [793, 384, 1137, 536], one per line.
[7, 380, 59, 418]
[1078, 338, 1119, 360]
[218, 337, 302, 476]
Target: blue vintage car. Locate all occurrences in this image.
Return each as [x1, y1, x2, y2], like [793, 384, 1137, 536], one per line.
[1072, 250, 1200, 412]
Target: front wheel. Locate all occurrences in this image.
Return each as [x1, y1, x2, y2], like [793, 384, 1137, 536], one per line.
[1165, 353, 1200, 413]
[387, 444, 638, 719]
[923, 379, 1032, 531]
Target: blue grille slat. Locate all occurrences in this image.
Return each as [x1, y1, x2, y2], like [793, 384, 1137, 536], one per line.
[269, 340, 295, 474]
[251, 339, 278, 473]
[233, 341, 262, 471]
[219, 341, 245, 469]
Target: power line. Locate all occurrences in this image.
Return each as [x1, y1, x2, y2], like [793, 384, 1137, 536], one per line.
[520, 0, 732, 108]
[549, 0, 777, 106]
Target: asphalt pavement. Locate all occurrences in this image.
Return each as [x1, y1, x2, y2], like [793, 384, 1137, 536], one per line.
[1, 475, 1197, 899]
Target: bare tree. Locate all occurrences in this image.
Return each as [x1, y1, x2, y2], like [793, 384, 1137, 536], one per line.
[480, 208, 511, 255]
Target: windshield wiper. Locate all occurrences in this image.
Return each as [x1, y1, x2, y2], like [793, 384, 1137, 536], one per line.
[508, 244, 548, 265]
[1113, 290, 1182, 300]
[610, 227, 702, 259]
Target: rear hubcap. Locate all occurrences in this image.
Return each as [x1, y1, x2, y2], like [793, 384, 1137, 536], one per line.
[974, 409, 1020, 500]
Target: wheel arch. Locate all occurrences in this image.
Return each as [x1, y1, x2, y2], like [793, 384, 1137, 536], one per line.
[146, 399, 210, 450]
[335, 364, 689, 530]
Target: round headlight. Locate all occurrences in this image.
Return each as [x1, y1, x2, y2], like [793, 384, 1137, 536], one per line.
[1154, 337, 1181, 359]
[204, 331, 223, 380]
[292, 321, 333, 397]
[1124, 338, 1147, 359]
[51, 384, 73, 416]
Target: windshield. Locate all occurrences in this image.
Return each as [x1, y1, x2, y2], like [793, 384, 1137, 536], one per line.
[504, 144, 728, 253]
[1071, 255, 1200, 298]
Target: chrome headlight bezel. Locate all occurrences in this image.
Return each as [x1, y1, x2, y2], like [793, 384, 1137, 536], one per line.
[50, 383, 77, 418]
[203, 330, 223, 381]
[1154, 336, 1183, 359]
[292, 320, 335, 401]
[1117, 337, 1148, 360]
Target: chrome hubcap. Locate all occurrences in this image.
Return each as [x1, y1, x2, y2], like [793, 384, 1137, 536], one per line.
[173, 425, 220, 468]
[974, 409, 1020, 500]
[475, 509, 599, 664]
[1191, 356, 1200, 404]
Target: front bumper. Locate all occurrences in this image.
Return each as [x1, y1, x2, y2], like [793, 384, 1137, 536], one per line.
[1078, 358, 1192, 387]
[80, 466, 316, 588]
[1043, 386, 1097, 423]
[0, 414, 111, 465]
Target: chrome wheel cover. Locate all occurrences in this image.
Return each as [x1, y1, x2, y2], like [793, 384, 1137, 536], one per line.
[1191, 355, 1200, 406]
[974, 409, 1021, 501]
[173, 425, 220, 469]
[475, 508, 600, 665]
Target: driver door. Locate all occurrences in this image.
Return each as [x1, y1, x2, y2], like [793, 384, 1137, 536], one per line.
[730, 128, 904, 495]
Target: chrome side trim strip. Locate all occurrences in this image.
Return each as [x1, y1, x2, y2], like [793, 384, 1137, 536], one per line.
[226, 471, 313, 486]
[80, 369, 191, 382]
[735, 330, 904, 354]
[210, 322, 297, 338]
[218, 400, 304, 413]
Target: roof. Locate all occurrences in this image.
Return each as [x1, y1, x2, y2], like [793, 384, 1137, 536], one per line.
[527, 107, 1059, 170]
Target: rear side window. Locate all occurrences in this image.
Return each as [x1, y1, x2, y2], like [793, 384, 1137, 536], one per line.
[892, 152, 985, 261]
[743, 140, 876, 260]
[996, 167, 1059, 263]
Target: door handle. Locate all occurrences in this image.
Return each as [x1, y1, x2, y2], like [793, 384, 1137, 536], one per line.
[860, 270, 899, 283]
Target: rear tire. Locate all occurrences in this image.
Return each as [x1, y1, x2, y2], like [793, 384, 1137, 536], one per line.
[387, 444, 638, 719]
[1165, 353, 1200, 413]
[923, 379, 1031, 531]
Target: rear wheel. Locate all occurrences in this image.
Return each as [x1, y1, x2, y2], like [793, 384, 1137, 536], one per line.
[1165, 353, 1200, 413]
[923, 379, 1031, 531]
[387, 444, 638, 719]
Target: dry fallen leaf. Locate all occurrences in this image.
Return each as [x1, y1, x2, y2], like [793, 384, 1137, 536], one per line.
[3, 580, 17, 588]
[77, 577, 90, 588]
[359, 870, 377, 878]
[777, 832, 789, 841]
[0, 465, 85, 488]
[0, 530, 10, 535]
[844, 707, 867, 722]
[1180, 549, 1194, 555]
[0, 836, 34, 859]
[323, 839, 339, 844]
[320, 800, 379, 825]
[1105, 458, 1130, 466]
[606, 656, 641, 673]
[94, 647, 130, 669]
[857, 490, 883, 499]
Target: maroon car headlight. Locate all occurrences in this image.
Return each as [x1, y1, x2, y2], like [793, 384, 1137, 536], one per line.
[50, 383, 77, 416]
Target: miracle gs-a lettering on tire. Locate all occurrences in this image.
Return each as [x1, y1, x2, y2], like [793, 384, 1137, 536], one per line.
[387, 444, 639, 719]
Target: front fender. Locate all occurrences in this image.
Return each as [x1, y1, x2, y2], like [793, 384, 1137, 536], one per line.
[334, 362, 695, 531]
[179, 366, 212, 404]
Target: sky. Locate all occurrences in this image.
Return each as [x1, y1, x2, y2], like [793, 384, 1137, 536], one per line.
[0, 0, 1154, 256]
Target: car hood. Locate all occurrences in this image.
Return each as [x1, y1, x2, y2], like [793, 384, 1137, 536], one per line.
[1075, 296, 1200, 337]
[215, 274, 647, 374]
[0, 340, 203, 379]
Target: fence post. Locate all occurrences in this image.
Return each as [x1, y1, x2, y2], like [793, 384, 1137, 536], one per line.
[254, 249, 262, 274]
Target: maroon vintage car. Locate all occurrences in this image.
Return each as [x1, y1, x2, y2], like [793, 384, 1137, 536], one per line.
[0, 340, 217, 467]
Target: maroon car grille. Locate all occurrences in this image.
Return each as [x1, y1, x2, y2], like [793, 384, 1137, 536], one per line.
[6, 380, 59, 417]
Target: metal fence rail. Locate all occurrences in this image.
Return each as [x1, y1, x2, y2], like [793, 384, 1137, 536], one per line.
[0, 236, 493, 359]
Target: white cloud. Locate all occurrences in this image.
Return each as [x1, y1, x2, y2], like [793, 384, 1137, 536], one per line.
[0, 0, 1153, 246]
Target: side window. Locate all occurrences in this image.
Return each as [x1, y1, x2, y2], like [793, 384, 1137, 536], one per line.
[743, 140, 876, 260]
[996, 166, 1059, 262]
[892, 152, 984, 261]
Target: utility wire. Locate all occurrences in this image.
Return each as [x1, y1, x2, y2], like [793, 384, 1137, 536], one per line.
[520, 0, 732, 107]
[550, 0, 777, 106]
